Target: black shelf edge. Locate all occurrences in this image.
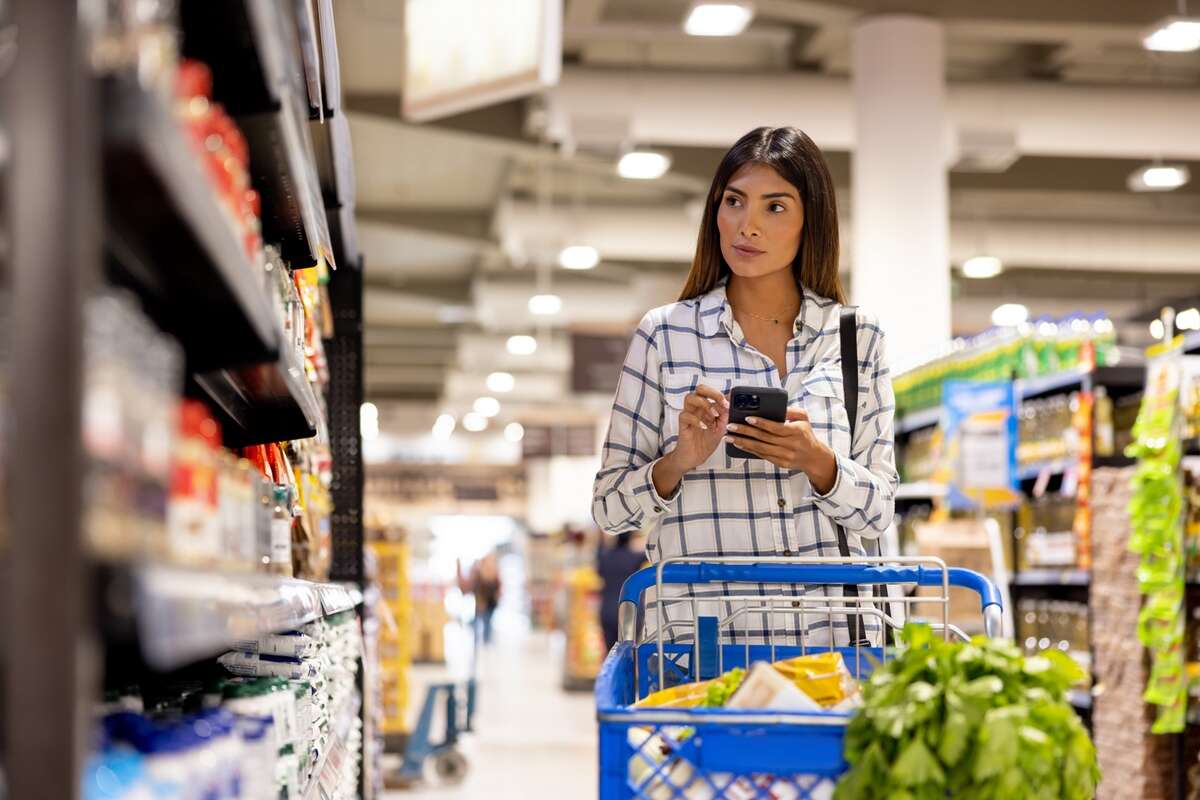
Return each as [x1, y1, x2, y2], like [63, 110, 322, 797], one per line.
[240, 91, 334, 271]
[1012, 569, 1090, 587]
[103, 78, 281, 372]
[310, 113, 355, 209]
[194, 346, 323, 448]
[315, 0, 343, 116]
[295, 0, 325, 118]
[101, 562, 356, 671]
[1093, 454, 1136, 469]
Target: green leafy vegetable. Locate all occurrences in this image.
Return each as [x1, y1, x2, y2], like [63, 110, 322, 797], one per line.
[700, 667, 745, 708]
[834, 623, 1099, 800]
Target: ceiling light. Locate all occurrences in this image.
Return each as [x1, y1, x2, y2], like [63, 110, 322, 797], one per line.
[1179, 308, 1200, 331]
[618, 150, 672, 181]
[506, 335, 538, 356]
[1151, 319, 1166, 340]
[486, 372, 515, 393]
[504, 422, 525, 443]
[991, 303, 1029, 327]
[684, 2, 755, 37]
[528, 294, 563, 315]
[1128, 164, 1190, 192]
[432, 414, 456, 440]
[1143, 17, 1200, 52]
[474, 396, 501, 417]
[559, 245, 600, 271]
[961, 255, 1004, 280]
[462, 412, 488, 432]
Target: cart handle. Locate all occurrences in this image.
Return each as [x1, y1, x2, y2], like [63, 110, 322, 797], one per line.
[618, 563, 1003, 612]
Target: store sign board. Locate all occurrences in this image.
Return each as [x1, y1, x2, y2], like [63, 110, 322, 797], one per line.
[522, 424, 597, 458]
[570, 333, 630, 394]
[403, 0, 563, 121]
[941, 381, 1020, 511]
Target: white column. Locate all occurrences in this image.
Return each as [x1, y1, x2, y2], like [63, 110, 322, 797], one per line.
[851, 15, 950, 363]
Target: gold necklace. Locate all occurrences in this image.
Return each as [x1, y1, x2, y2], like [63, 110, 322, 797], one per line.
[733, 302, 799, 326]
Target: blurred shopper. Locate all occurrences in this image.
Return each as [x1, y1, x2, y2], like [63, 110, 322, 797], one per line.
[469, 552, 502, 645]
[596, 532, 646, 652]
[592, 127, 898, 648]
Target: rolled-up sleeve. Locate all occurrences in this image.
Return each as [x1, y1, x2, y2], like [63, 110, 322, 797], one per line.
[812, 315, 899, 538]
[592, 312, 679, 535]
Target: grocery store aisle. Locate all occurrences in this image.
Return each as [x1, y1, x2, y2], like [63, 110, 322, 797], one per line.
[386, 613, 597, 799]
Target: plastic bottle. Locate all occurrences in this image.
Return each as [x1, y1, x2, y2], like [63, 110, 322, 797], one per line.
[270, 485, 294, 577]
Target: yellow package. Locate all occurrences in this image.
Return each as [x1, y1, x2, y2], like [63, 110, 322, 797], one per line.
[633, 678, 718, 709]
[770, 651, 858, 707]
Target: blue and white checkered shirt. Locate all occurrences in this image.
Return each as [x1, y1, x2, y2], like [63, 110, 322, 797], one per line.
[592, 281, 898, 646]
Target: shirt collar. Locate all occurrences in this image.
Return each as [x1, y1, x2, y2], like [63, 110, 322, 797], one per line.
[696, 279, 832, 339]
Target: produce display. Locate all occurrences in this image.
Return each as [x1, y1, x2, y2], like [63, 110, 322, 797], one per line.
[893, 314, 1117, 417]
[1126, 355, 1187, 733]
[835, 625, 1099, 800]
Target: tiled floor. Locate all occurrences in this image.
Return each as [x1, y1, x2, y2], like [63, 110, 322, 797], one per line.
[384, 614, 597, 799]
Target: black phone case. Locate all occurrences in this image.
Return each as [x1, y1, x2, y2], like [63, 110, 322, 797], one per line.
[726, 385, 789, 460]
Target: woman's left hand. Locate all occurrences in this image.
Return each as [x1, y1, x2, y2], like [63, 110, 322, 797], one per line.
[724, 407, 839, 494]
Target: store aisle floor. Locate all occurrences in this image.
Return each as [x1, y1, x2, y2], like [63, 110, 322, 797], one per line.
[385, 615, 597, 799]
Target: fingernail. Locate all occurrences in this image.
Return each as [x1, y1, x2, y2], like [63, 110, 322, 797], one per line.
[723, 436, 733, 444]
[746, 417, 758, 425]
[711, 408, 720, 418]
[727, 424, 739, 432]
[699, 422, 708, 430]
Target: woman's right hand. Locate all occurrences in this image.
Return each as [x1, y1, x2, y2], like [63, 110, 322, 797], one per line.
[669, 385, 729, 472]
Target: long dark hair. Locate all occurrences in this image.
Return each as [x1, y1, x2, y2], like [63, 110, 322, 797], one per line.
[678, 126, 844, 304]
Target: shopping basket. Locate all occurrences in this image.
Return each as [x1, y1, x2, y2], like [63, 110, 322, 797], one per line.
[594, 556, 1003, 799]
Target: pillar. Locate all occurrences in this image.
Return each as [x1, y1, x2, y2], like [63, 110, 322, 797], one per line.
[851, 15, 950, 363]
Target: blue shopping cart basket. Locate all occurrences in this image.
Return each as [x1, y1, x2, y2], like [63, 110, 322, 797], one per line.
[594, 556, 1003, 799]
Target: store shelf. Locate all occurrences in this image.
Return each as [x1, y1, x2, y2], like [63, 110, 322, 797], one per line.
[102, 563, 356, 670]
[302, 689, 361, 800]
[895, 481, 947, 500]
[1012, 569, 1090, 587]
[895, 406, 941, 435]
[310, 113, 355, 208]
[103, 77, 280, 372]
[1016, 368, 1089, 401]
[295, 0, 325, 118]
[195, 345, 324, 448]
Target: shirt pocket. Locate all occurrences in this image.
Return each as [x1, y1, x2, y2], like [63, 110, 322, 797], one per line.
[800, 363, 853, 456]
[662, 371, 733, 471]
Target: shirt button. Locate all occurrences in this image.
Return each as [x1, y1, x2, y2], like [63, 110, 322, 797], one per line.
[792, 601, 802, 608]
[783, 549, 794, 557]
[777, 498, 787, 509]
[653, 506, 663, 513]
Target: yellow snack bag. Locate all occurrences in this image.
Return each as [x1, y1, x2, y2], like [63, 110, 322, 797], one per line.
[633, 678, 717, 709]
[770, 651, 858, 707]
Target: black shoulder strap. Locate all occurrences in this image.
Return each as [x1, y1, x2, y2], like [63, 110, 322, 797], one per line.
[836, 306, 871, 646]
[839, 307, 859, 438]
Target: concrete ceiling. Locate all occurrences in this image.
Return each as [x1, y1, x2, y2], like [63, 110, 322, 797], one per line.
[334, 0, 1200, 436]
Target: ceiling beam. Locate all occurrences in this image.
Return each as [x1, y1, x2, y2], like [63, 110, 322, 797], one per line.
[565, 0, 609, 27]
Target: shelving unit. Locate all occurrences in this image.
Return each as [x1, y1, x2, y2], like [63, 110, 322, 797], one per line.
[5, 1, 369, 797]
[1012, 569, 1090, 587]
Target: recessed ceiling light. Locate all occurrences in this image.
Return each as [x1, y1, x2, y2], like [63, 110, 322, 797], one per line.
[1143, 17, 1200, 52]
[1150, 319, 1166, 340]
[618, 150, 672, 180]
[559, 245, 600, 270]
[504, 422, 525, 443]
[486, 372, 515, 393]
[474, 396, 501, 417]
[528, 294, 563, 315]
[961, 255, 1004, 280]
[462, 412, 488, 432]
[506, 335, 538, 356]
[684, 2, 755, 37]
[991, 303, 1029, 327]
[432, 413, 456, 440]
[1128, 164, 1191, 192]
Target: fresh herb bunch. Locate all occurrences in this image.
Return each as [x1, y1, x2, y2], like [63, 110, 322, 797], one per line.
[834, 624, 1099, 800]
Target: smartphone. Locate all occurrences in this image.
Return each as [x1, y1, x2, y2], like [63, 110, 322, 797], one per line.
[726, 385, 789, 459]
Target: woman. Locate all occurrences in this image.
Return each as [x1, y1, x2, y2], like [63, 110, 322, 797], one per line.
[591, 127, 898, 647]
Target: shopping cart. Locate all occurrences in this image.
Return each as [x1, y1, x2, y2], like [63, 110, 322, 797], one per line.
[594, 556, 1003, 799]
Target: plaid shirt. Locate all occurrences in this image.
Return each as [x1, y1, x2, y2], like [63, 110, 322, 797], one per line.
[592, 281, 898, 646]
